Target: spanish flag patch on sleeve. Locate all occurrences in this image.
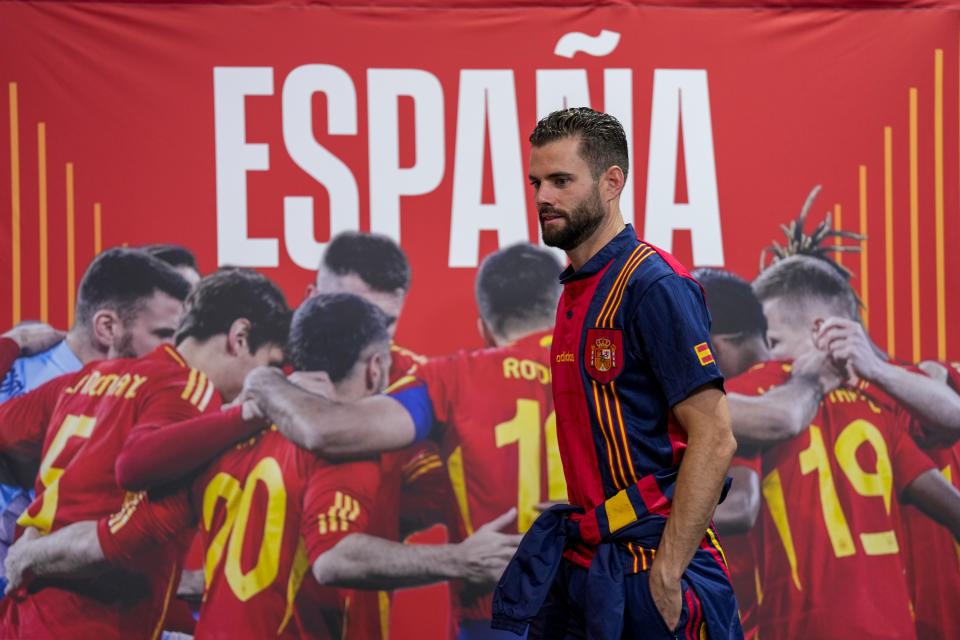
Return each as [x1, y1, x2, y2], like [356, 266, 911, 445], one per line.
[695, 342, 714, 366]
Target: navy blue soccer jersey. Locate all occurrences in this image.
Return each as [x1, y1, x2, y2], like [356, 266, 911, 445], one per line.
[550, 225, 724, 548]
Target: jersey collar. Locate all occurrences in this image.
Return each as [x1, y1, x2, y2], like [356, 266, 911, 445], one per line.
[152, 344, 190, 368]
[558, 224, 638, 285]
[47, 339, 84, 372]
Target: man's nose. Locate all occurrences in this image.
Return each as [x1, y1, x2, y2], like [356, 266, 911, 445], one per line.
[535, 184, 555, 207]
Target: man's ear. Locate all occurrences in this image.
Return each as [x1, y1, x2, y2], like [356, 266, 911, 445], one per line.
[599, 165, 625, 203]
[304, 283, 318, 302]
[227, 318, 252, 356]
[91, 310, 122, 351]
[366, 351, 386, 392]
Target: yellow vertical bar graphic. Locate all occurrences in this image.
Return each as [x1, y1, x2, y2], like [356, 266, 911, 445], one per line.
[909, 89, 920, 363]
[884, 127, 895, 357]
[94, 203, 102, 255]
[934, 49, 945, 361]
[859, 165, 869, 330]
[38, 123, 49, 323]
[833, 204, 843, 268]
[9, 83, 21, 326]
[66, 163, 76, 326]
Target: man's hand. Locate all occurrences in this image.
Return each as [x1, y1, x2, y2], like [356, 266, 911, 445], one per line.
[648, 563, 682, 631]
[226, 366, 286, 422]
[5, 526, 41, 594]
[791, 346, 845, 395]
[814, 317, 884, 384]
[454, 508, 522, 588]
[3, 323, 65, 356]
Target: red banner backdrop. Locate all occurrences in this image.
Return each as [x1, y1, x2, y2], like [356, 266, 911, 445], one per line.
[2, 1, 960, 637]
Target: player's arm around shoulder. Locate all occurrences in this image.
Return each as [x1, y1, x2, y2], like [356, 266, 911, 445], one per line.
[240, 366, 420, 458]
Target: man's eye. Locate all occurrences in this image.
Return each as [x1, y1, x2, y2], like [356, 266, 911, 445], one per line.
[554, 177, 568, 186]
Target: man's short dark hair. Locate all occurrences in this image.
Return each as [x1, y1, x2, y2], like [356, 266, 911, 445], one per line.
[140, 244, 199, 272]
[322, 232, 411, 293]
[75, 248, 192, 328]
[475, 243, 563, 338]
[175, 268, 291, 353]
[752, 255, 861, 321]
[288, 293, 390, 383]
[529, 107, 629, 181]
[692, 268, 767, 337]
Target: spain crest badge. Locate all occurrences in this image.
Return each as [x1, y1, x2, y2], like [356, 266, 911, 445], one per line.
[585, 328, 623, 384]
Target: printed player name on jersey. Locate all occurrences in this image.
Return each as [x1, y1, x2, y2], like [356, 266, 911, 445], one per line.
[503, 357, 551, 384]
[63, 371, 149, 400]
[827, 388, 882, 414]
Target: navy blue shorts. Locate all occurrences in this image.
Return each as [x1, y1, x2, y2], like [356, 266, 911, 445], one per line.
[526, 558, 712, 640]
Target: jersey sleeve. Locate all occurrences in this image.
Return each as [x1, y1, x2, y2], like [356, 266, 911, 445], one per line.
[629, 274, 725, 406]
[890, 409, 938, 496]
[387, 356, 460, 443]
[301, 458, 381, 563]
[730, 452, 762, 474]
[398, 445, 452, 537]
[724, 361, 793, 396]
[116, 406, 247, 491]
[0, 371, 74, 460]
[96, 488, 195, 565]
[0, 338, 19, 382]
[117, 369, 227, 490]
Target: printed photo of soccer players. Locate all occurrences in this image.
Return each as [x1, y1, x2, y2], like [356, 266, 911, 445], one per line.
[3, 2, 960, 630]
[698, 187, 960, 640]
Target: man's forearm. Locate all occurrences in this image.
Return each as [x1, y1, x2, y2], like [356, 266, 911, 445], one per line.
[869, 363, 960, 439]
[253, 374, 416, 458]
[903, 469, 960, 542]
[312, 533, 461, 590]
[10, 521, 106, 583]
[654, 389, 736, 580]
[729, 377, 820, 447]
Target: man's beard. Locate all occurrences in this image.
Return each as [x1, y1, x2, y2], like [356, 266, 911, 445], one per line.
[539, 186, 606, 252]
[114, 329, 138, 359]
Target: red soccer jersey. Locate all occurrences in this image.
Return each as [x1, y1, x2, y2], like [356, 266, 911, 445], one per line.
[896, 359, 960, 638]
[0, 344, 220, 640]
[389, 330, 565, 624]
[722, 360, 790, 640]
[757, 369, 933, 640]
[345, 342, 446, 640]
[99, 423, 381, 640]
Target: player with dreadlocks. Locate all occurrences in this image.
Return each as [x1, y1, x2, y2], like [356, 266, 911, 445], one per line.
[753, 186, 960, 638]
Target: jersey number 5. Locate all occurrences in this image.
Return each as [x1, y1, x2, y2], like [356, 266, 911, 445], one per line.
[17, 414, 97, 534]
[495, 399, 567, 532]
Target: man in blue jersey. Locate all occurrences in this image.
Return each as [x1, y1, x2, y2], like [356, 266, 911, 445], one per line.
[0, 247, 191, 590]
[491, 108, 741, 640]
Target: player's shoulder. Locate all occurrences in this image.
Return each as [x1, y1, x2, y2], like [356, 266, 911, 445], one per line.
[727, 359, 793, 395]
[621, 241, 701, 302]
[213, 427, 307, 483]
[118, 346, 218, 409]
